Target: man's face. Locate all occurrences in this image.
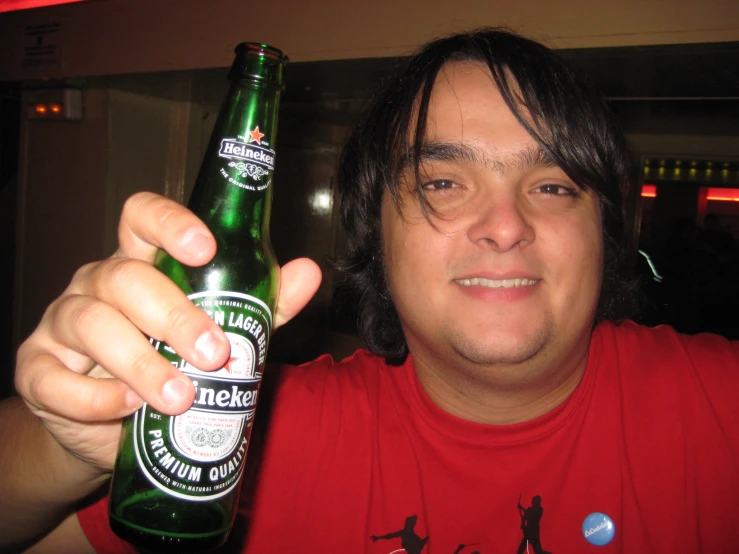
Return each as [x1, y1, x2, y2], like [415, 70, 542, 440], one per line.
[381, 61, 603, 383]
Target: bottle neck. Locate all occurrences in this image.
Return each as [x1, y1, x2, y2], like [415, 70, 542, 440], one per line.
[188, 77, 282, 241]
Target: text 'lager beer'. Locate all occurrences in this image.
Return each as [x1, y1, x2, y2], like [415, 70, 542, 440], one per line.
[108, 43, 287, 552]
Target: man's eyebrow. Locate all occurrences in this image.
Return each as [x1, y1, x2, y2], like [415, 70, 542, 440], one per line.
[398, 142, 558, 175]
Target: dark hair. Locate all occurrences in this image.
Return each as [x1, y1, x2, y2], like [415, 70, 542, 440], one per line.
[336, 27, 638, 364]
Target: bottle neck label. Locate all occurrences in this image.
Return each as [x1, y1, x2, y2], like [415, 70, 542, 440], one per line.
[132, 291, 272, 502]
[217, 126, 275, 192]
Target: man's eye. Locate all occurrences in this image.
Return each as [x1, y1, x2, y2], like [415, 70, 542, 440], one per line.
[422, 179, 457, 191]
[537, 183, 577, 196]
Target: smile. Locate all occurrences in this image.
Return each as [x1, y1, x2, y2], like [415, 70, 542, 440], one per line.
[454, 278, 538, 289]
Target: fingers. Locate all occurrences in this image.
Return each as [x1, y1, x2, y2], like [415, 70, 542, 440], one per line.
[17, 350, 144, 422]
[116, 192, 216, 267]
[69, 258, 230, 372]
[20, 257, 322, 419]
[44, 294, 197, 415]
[275, 258, 322, 329]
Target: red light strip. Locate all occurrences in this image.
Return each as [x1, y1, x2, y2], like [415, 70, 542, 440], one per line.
[707, 188, 739, 202]
[0, 0, 84, 13]
[641, 185, 739, 202]
[641, 184, 657, 198]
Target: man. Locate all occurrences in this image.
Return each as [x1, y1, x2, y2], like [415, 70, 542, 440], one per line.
[517, 496, 550, 554]
[2, 28, 738, 553]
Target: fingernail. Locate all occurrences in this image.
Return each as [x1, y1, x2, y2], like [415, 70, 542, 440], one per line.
[125, 388, 143, 410]
[181, 229, 211, 258]
[195, 329, 222, 361]
[162, 378, 189, 406]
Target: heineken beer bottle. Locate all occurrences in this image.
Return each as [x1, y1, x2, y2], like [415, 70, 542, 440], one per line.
[109, 43, 287, 552]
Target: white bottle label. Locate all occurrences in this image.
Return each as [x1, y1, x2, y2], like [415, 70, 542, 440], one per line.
[132, 291, 272, 501]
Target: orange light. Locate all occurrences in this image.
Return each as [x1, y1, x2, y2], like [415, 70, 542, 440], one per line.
[50, 104, 62, 113]
[706, 188, 739, 202]
[34, 104, 47, 114]
[641, 184, 657, 198]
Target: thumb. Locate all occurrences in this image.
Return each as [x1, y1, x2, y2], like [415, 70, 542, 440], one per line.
[274, 258, 322, 329]
[116, 192, 216, 266]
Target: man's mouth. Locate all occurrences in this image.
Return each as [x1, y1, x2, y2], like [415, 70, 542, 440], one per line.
[454, 278, 539, 289]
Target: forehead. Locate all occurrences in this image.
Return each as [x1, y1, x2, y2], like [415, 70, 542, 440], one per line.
[429, 60, 502, 103]
[417, 61, 531, 146]
[405, 61, 549, 174]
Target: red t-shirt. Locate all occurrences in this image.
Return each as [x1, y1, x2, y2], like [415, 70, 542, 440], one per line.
[78, 321, 739, 553]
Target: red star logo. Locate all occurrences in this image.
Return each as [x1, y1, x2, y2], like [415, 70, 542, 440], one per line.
[223, 356, 238, 373]
[248, 126, 264, 145]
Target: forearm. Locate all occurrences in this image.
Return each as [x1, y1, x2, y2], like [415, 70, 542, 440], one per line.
[0, 397, 110, 551]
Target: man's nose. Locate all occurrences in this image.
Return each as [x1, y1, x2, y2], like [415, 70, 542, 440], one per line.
[465, 193, 535, 252]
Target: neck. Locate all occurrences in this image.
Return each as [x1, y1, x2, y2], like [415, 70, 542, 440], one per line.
[409, 338, 591, 425]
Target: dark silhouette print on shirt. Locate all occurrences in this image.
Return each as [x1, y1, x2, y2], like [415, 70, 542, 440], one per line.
[453, 543, 482, 554]
[517, 495, 552, 554]
[371, 516, 485, 554]
[371, 515, 429, 554]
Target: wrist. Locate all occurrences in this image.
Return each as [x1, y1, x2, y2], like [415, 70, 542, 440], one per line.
[36, 415, 115, 506]
[0, 397, 112, 548]
[9, 398, 112, 506]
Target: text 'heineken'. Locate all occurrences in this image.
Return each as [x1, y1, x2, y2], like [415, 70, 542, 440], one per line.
[108, 43, 287, 552]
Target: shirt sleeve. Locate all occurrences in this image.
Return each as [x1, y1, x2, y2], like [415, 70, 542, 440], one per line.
[679, 330, 739, 452]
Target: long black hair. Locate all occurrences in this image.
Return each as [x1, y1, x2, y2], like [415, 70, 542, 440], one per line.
[336, 27, 638, 364]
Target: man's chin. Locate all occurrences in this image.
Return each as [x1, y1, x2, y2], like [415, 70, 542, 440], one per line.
[448, 328, 549, 366]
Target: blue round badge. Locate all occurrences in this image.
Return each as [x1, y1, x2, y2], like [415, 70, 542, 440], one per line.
[582, 512, 615, 546]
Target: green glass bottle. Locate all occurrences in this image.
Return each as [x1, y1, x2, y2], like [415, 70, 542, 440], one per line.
[108, 43, 287, 553]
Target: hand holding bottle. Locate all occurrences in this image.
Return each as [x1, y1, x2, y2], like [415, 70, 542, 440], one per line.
[14, 192, 321, 475]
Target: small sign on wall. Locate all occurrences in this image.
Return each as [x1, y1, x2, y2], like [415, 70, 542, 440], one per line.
[23, 22, 62, 69]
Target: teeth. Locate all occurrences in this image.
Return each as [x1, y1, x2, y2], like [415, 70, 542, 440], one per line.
[455, 277, 538, 289]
